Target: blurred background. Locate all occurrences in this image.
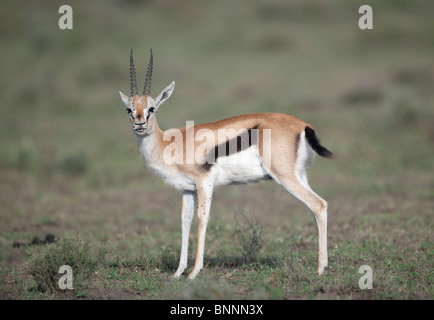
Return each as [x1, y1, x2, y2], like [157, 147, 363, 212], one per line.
[0, 0, 433, 299]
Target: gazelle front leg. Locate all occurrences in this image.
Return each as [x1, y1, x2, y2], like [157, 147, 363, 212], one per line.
[173, 190, 196, 279]
[188, 179, 214, 279]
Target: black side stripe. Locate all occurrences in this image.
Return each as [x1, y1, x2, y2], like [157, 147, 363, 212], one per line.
[201, 125, 259, 171]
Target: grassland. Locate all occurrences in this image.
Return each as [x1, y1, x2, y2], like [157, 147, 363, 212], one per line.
[0, 0, 433, 299]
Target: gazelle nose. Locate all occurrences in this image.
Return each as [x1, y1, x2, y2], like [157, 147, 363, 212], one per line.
[137, 114, 142, 121]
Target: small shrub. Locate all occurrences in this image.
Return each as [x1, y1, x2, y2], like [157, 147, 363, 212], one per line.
[27, 236, 111, 293]
[158, 247, 178, 272]
[235, 211, 265, 264]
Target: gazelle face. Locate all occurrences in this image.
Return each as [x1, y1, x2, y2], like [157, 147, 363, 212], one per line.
[119, 49, 175, 137]
[129, 95, 155, 135]
[119, 81, 175, 137]
[121, 94, 156, 136]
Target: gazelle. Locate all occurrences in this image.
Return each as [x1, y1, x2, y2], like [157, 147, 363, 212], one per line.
[118, 49, 334, 279]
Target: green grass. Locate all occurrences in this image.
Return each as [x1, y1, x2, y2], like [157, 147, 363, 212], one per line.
[0, 0, 433, 299]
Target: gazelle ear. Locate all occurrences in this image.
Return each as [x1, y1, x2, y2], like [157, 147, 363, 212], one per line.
[119, 91, 130, 108]
[154, 81, 175, 111]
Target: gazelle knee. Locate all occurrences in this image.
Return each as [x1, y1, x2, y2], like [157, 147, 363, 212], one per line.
[312, 199, 327, 221]
[320, 200, 327, 214]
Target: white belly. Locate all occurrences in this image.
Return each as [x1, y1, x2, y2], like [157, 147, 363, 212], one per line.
[150, 164, 196, 191]
[147, 147, 269, 191]
[212, 147, 270, 186]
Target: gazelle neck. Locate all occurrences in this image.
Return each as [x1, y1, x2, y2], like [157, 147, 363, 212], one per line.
[135, 115, 163, 165]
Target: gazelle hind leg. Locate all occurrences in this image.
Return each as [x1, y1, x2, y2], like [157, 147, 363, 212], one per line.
[294, 130, 328, 271]
[277, 174, 328, 274]
[296, 166, 328, 270]
[259, 152, 328, 274]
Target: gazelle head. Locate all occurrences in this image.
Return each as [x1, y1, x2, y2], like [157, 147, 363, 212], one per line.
[119, 49, 175, 136]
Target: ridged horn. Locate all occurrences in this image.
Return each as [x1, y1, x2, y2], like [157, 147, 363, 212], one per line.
[143, 48, 153, 96]
[130, 49, 138, 97]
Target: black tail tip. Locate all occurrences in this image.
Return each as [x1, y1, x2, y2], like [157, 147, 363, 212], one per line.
[305, 127, 334, 159]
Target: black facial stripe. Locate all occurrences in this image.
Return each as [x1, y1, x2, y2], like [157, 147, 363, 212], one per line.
[146, 107, 155, 120]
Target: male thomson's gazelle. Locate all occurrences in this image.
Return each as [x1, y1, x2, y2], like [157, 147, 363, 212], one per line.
[118, 49, 334, 279]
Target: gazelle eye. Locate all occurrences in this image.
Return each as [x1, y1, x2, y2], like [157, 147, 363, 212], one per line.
[126, 109, 132, 114]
